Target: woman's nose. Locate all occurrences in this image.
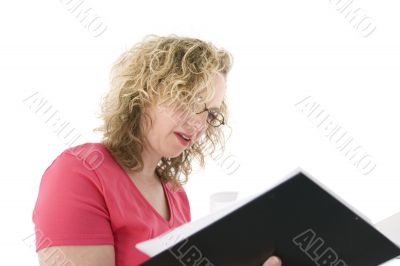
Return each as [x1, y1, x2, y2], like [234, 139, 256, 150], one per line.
[183, 112, 207, 135]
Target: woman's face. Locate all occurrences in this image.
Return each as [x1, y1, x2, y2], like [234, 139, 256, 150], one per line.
[142, 73, 226, 159]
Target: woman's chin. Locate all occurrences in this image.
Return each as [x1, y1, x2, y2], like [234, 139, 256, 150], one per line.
[163, 149, 185, 159]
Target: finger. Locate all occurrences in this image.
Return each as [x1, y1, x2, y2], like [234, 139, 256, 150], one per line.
[262, 256, 282, 266]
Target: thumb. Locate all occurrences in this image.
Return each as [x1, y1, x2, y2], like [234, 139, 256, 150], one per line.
[263, 256, 282, 266]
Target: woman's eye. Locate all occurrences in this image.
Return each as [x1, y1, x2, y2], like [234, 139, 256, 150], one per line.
[208, 112, 217, 120]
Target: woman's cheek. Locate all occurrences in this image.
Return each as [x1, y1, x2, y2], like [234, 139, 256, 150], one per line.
[195, 126, 207, 141]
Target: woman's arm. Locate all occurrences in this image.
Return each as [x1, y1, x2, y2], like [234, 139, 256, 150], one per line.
[37, 245, 115, 266]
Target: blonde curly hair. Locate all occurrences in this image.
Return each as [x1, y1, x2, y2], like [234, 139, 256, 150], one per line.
[93, 35, 232, 190]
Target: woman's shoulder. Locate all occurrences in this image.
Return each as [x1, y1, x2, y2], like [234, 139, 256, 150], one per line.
[38, 142, 110, 189]
[46, 142, 113, 172]
[62, 142, 107, 165]
[41, 142, 107, 184]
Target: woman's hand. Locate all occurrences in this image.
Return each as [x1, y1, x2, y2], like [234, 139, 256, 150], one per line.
[262, 256, 282, 266]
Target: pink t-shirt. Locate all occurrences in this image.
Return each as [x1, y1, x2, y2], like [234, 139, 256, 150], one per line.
[32, 142, 191, 265]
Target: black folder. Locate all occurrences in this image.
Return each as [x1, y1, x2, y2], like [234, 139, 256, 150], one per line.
[138, 170, 400, 266]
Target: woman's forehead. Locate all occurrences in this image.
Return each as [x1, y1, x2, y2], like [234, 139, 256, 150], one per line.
[198, 74, 226, 103]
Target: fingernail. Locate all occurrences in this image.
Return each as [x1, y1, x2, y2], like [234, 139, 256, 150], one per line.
[267, 256, 281, 266]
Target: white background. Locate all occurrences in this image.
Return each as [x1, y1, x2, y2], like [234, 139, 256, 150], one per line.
[0, 0, 399, 265]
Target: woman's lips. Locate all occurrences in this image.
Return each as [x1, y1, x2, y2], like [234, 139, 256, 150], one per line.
[174, 131, 193, 140]
[174, 132, 191, 146]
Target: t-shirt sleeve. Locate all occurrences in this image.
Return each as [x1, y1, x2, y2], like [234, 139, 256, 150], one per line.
[32, 152, 114, 252]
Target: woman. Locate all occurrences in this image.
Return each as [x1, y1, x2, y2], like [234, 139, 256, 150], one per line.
[32, 35, 282, 266]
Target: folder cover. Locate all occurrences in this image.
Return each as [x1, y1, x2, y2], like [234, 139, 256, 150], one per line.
[137, 170, 400, 266]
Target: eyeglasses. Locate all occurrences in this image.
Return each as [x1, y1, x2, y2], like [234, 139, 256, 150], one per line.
[194, 103, 225, 127]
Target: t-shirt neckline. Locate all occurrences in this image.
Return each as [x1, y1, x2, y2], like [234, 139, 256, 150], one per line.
[129, 176, 174, 226]
[99, 143, 174, 226]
